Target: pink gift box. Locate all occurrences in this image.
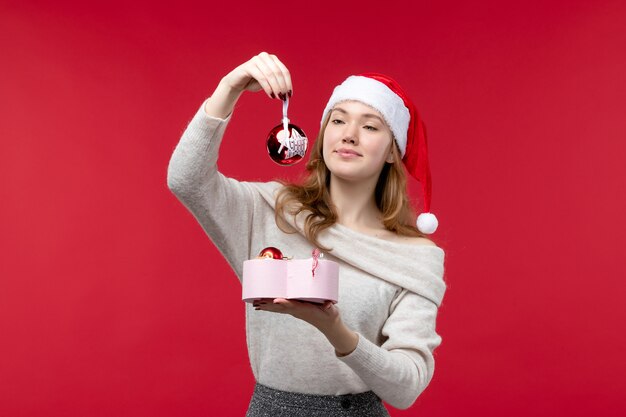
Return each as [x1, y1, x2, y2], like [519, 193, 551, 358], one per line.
[242, 257, 339, 304]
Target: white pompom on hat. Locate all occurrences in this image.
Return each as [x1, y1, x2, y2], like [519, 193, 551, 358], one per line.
[320, 73, 439, 234]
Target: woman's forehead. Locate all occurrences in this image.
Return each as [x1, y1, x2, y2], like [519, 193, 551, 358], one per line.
[331, 100, 385, 121]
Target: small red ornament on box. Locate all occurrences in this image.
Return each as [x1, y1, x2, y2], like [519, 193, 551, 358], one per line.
[257, 246, 284, 260]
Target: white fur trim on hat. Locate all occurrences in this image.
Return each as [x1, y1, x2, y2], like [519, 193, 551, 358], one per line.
[320, 75, 411, 157]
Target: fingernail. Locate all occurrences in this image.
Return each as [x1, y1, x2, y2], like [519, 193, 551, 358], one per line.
[288, 90, 292, 97]
[270, 92, 276, 99]
[278, 92, 286, 101]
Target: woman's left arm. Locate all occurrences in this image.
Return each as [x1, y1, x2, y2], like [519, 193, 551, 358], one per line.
[332, 289, 442, 410]
[259, 288, 442, 410]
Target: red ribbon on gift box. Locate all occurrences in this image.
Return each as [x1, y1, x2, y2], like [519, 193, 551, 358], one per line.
[312, 248, 321, 278]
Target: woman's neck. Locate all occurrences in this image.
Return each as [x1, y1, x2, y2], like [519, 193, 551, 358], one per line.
[329, 175, 382, 230]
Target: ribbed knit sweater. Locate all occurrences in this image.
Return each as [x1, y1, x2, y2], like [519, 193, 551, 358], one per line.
[166, 99, 447, 410]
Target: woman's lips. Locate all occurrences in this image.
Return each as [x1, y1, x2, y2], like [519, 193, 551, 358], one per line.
[335, 148, 362, 158]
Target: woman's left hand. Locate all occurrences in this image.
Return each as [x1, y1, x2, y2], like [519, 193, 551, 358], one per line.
[252, 298, 340, 331]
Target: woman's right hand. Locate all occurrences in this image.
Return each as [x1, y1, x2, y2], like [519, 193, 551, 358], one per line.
[222, 52, 293, 100]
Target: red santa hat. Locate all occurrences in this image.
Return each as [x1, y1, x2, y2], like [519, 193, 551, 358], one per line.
[320, 73, 438, 234]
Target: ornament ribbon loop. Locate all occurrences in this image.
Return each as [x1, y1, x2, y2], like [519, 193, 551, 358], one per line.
[282, 97, 290, 137]
[278, 97, 291, 153]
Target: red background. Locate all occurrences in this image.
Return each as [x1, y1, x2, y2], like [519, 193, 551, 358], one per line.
[1, 1, 625, 416]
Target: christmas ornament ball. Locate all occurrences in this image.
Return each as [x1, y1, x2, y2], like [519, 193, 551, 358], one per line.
[266, 123, 308, 166]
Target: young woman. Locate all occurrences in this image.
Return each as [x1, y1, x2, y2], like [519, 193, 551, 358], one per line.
[167, 52, 446, 416]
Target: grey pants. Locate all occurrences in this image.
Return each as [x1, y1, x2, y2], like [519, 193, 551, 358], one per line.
[245, 382, 391, 417]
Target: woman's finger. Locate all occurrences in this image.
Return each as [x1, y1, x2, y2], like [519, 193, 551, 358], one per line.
[253, 54, 282, 99]
[244, 62, 275, 99]
[270, 55, 293, 96]
[258, 52, 289, 97]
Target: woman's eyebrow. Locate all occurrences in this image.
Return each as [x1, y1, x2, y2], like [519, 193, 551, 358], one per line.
[331, 107, 384, 123]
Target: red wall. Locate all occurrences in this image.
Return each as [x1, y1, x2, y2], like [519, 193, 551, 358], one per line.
[1, 1, 625, 416]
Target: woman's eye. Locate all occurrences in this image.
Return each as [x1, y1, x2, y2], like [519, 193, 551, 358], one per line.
[330, 119, 376, 130]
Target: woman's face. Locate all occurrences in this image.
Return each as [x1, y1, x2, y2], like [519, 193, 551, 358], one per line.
[322, 100, 395, 183]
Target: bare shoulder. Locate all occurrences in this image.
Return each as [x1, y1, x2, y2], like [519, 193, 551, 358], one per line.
[405, 236, 438, 247]
[368, 227, 439, 247]
[382, 233, 438, 247]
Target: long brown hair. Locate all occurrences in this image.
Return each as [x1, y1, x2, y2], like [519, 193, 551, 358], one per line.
[275, 111, 429, 251]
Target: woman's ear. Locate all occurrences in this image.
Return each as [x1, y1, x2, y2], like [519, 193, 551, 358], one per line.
[386, 137, 400, 164]
[385, 151, 395, 163]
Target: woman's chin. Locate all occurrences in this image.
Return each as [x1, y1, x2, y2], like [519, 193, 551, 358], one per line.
[328, 169, 372, 184]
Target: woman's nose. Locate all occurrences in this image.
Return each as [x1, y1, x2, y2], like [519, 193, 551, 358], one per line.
[341, 123, 359, 144]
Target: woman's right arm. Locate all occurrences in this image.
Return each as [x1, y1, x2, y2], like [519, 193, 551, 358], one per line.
[167, 52, 293, 278]
[203, 78, 244, 120]
[205, 50, 293, 118]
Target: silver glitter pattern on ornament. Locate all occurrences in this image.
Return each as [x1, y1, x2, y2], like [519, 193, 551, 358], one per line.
[277, 128, 307, 159]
